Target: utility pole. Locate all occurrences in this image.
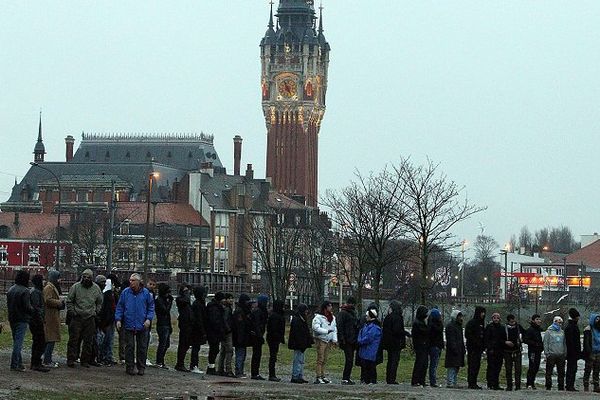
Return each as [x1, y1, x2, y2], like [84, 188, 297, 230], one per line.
[106, 180, 116, 272]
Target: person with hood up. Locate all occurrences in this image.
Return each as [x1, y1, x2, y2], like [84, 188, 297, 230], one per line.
[312, 300, 338, 384]
[445, 309, 465, 388]
[232, 293, 254, 378]
[543, 315, 567, 391]
[503, 314, 525, 391]
[266, 299, 286, 382]
[216, 293, 234, 377]
[43, 269, 65, 368]
[484, 312, 505, 390]
[115, 273, 155, 376]
[523, 314, 543, 389]
[206, 291, 227, 375]
[358, 309, 382, 384]
[288, 303, 313, 383]
[174, 283, 193, 372]
[190, 286, 207, 374]
[382, 300, 411, 385]
[97, 277, 117, 366]
[411, 305, 429, 387]
[154, 282, 173, 369]
[428, 308, 444, 387]
[7, 269, 33, 372]
[583, 313, 600, 392]
[464, 306, 486, 389]
[66, 269, 103, 368]
[565, 307, 582, 391]
[337, 296, 359, 385]
[29, 274, 49, 372]
[249, 294, 269, 380]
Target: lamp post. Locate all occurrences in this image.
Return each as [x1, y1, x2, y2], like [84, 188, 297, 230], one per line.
[30, 162, 61, 271]
[143, 172, 159, 283]
[500, 249, 508, 300]
[460, 239, 467, 298]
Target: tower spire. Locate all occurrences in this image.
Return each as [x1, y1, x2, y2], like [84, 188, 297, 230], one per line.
[268, 0, 274, 29]
[37, 109, 43, 143]
[33, 109, 46, 163]
[318, 1, 324, 34]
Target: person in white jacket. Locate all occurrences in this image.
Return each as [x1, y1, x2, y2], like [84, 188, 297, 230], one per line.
[312, 301, 338, 384]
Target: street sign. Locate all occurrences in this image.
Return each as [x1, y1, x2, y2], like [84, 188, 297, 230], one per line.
[286, 295, 298, 300]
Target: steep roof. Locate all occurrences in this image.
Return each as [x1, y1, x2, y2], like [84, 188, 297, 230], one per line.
[566, 240, 600, 269]
[115, 202, 206, 226]
[0, 212, 71, 240]
[198, 171, 271, 213]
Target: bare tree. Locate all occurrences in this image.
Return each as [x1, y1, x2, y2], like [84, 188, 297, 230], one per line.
[518, 226, 533, 254]
[71, 210, 107, 272]
[394, 158, 486, 304]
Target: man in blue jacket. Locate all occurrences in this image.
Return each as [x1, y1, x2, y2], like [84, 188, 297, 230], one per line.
[115, 273, 155, 376]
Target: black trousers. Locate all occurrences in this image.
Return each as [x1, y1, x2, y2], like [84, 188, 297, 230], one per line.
[411, 349, 429, 385]
[545, 354, 565, 390]
[386, 349, 401, 384]
[467, 349, 482, 388]
[175, 329, 191, 368]
[362, 360, 377, 384]
[486, 350, 504, 389]
[190, 343, 201, 369]
[342, 345, 355, 381]
[504, 351, 522, 389]
[123, 329, 148, 372]
[526, 350, 542, 387]
[30, 318, 46, 367]
[208, 341, 220, 365]
[268, 342, 279, 378]
[566, 356, 579, 389]
[251, 342, 263, 377]
[67, 316, 95, 364]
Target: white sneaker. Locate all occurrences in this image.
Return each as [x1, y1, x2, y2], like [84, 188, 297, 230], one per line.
[146, 360, 153, 367]
[191, 366, 204, 374]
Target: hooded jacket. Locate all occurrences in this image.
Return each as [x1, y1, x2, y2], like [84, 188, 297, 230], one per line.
[564, 318, 582, 359]
[288, 304, 313, 352]
[523, 321, 543, 353]
[465, 306, 486, 352]
[30, 275, 45, 322]
[503, 322, 525, 352]
[428, 308, 445, 350]
[337, 303, 359, 347]
[191, 287, 207, 345]
[358, 319, 383, 362]
[382, 300, 410, 351]
[98, 279, 117, 329]
[484, 319, 505, 355]
[444, 310, 465, 368]
[543, 323, 566, 357]
[584, 313, 600, 359]
[411, 305, 429, 352]
[154, 283, 173, 329]
[7, 271, 33, 324]
[232, 294, 253, 347]
[66, 270, 103, 320]
[250, 294, 269, 346]
[267, 299, 286, 345]
[206, 296, 227, 344]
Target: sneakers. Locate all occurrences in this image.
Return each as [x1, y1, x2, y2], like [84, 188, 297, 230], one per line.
[314, 377, 327, 384]
[291, 378, 305, 384]
[269, 376, 282, 382]
[126, 368, 136, 376]
[321, 377, 331, 384]
[223, 372, 236, 378]
[32, 365, 51, 373]
[42, 362, 59, 368]
[191, 367, 204, 375]
[10, 366, 26, 372]
[175, 365, 191, 372]
[341, 379, 355, 385]
[251, 375, 266, 381]
[235, 373, 247, 379]
[146, 360, 153, 367]
[157, 364, 169, 370]
[206, 367, 218, 375]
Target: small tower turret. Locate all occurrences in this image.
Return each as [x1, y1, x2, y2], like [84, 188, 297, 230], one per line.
[33, 111, 46, 163]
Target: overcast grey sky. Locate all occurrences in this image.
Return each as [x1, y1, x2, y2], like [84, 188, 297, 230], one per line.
[2, 1, 599, 256]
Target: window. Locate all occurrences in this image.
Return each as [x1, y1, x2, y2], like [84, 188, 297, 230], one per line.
[117, 248, 129, 261]
[214, 235, 226, 249]
[0, 225, 9, 238]
[213, 213, 229, 273]
[137, 249, 144, 262]
[120, 220, 130, 235]
[187, 248, 196, 265]
[0, 245, 8, 265]
[186, 226, 192, 237]
[294, 214, 301, 226]
[76, 190, 88, 202]
[28, 246, 40, 265]
[93, 191, 104, 202]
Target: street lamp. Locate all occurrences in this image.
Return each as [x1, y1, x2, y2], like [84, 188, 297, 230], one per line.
[460, 239, 467, 297]
[30, 162, 61, 271]
[143, 172, 159, 283]
[500, 248, 508, 300]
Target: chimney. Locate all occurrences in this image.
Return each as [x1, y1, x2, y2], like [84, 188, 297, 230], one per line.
[245, 163, 254, 180]
[65, 135, 75, 162]
[233, 135, 243, 176]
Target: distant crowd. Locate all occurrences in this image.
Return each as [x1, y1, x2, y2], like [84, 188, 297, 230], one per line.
[5, 269, 600, 392]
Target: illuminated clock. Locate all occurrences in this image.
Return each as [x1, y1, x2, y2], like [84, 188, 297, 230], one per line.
[278, 79, 297, 98]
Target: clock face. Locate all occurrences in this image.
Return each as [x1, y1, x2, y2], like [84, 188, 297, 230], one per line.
[278, 79, 297, 98]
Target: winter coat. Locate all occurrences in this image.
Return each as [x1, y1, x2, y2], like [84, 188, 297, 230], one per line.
[428, 314, 445, 350]
[312, 313, 338, 343]
[503, 323, 525, 353]
[6, 283, 33, 324]
[523, 322, 543, 353]
[66, 281, 103, 320]
[115, 287, 155, 331]
[288, 310, 314, 352]
[43, 282, 62, 342]
[206, 299, 227, 344]
[250, 304, 269, 346]
[584, 313, 600, 359]
[358, 320, 383, 362]
[337, 304, 359, 347]
[382, 301, 410, 351]
[444, 312, 465, 368]
[223, 304, 233, 335]
[191, 298, 207, 346]
[543, 324, 566, 357]
[484, 321, 506, 355]
[267, 300, 286, 345]
[465, 306, 486, 353]
[155, 294, 173, 329]
[564, 319, 583, 359]
[98, 289, 116, 330]
[176, 295, 193, 341]
[30, 286, 45, 323]
[411, 306, 429, 352]
[232, 303, 253, 348]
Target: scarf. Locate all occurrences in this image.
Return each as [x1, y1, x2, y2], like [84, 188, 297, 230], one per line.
[324, 310, 334, 323]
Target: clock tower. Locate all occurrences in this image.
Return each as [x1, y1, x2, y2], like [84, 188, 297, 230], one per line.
[260, 0, 330, 207]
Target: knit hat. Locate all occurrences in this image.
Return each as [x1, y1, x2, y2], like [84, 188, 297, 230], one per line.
[214, 291, 225, 302]
[429, 308, 441, 319]
[257, 294, 270, 307]
[366, 309, 377, 320]
[95, 275, 107, 284]
[553, 316, 564, 324]
[450, 309, 462, 320]
[569, 308, 580, 319]
[48, 269, 60, 283]
[81, 269, 93, 279]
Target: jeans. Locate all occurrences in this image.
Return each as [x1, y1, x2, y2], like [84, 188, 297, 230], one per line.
[10, 322, 28, 369]
[447, 367, 459, 386]
[98, 324, 115, 364]
[429, 346, 442, 385]
[526, 350, 541, 387]
[235, 347, 247, 376]
[190, 343, 201, 369]
[386, 349, 401, 383]
[292, 350, 305, 380]
[123, 329, 148, 372]
[43, 341, 56, 365]
[467, 349, 482, 388]
[208, 341, 220, 367]
[156, 326, 171, 366]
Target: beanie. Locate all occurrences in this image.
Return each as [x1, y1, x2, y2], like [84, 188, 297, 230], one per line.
[569, 308, 580, 319]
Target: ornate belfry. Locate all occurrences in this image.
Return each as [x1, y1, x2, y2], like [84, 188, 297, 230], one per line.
[260, 0, 330, 207]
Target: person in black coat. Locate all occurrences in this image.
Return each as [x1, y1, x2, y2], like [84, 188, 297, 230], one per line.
[565, 307, 582, 391]
[337, 296, 360, 385]
[484, 312, 505, 390]
[266, 299, 286, 382]
[504, 314, 525, 391]
[428, 308, 445, 387]
[523, 314, 543, 389]
[232, 293, 254, 377]
[217, 293, 234, 377]
[288, 303, 313, 384]
[382, 300, 411, 384]
[190, 286, 207, 373]
[174, 283, 192, 372]
[206, 292, 227, 375]
[445, 310, 466, 388]
[154, 283, 173, 368]
[464, 305, 486, 389]
[29, 274, 49, 372]
[411, 305, 429, 387]
[250, 294, 269, 380]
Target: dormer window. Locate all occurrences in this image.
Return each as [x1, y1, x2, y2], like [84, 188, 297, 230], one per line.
[28, 246, 40, 265]
[120, 219, 130, 235]
[0, 245, 8, 265]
